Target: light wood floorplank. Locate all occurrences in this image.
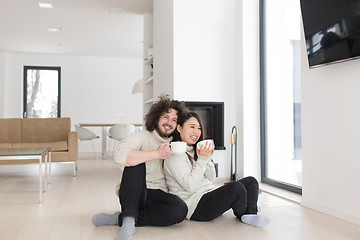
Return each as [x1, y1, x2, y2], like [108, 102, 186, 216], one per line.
[0, 154, 359, 240]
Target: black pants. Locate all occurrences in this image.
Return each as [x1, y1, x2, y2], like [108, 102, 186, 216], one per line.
[190, 176, 259, 221]
[118, 163, 188, 227]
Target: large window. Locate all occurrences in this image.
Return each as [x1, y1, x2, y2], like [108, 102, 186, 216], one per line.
[260, 0, 302, 193]
[23, 66, 61, 118]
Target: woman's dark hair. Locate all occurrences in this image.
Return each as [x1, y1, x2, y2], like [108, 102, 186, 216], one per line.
[173, 111, 205, 160]
[144, 94, 189, 132]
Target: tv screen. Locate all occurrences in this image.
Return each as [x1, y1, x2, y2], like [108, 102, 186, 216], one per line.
[300, 0, 360, 68]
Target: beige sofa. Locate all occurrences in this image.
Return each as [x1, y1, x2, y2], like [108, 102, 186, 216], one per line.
[0, 117, 78, 175]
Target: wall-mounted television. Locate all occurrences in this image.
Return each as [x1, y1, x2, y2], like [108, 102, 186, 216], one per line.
[300, 0, 360, 68]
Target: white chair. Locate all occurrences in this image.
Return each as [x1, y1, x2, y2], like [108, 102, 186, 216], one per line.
[108, 124, 136, 155]
[75, 125, 99, 159]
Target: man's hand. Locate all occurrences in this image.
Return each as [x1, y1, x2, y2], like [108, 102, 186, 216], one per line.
[126, 142, 171, 166]
[156, 142, 171, 159]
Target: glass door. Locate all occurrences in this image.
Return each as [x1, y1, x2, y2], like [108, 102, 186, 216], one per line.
[260, 0, 302, 193]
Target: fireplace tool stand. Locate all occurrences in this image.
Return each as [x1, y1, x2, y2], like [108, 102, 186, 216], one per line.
[230, 126, 240, 181]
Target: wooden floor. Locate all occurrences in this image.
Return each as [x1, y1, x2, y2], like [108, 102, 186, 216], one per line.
[0, 153, 359, 240]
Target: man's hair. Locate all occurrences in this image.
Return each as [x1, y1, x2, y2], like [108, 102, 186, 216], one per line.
[144, 94, 189, 132]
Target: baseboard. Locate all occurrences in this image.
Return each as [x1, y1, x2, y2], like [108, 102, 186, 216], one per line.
[259, 183, 301, 204]
[302, 197, 360, 226]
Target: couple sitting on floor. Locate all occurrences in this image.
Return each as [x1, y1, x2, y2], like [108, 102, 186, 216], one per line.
[92, 94, 270, 240]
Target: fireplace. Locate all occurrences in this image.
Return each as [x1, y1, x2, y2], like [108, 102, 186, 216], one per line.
[185, 102, 225, 150]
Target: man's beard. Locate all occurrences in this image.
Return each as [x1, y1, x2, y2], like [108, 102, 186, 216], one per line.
[156, 124, 173, 138]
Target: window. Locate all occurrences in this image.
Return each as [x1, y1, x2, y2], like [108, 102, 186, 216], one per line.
[260, 0, 302, 193]
[23, 66, 61, 118]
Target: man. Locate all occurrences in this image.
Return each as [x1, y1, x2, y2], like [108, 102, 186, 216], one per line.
[92, 94, 189, 240]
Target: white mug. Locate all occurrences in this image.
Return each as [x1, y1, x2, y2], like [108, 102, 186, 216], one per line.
[197, 139, 214, 150]
[170, 141, 187, 154]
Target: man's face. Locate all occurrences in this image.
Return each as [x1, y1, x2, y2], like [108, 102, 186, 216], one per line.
[156, 108, 178, 138]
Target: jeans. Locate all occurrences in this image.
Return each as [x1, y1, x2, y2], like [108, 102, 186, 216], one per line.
[190, 176, 259, 221]
[118, 163, 188, 226]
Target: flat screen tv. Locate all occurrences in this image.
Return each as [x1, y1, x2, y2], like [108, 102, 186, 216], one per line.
[300, 0, 360, 68]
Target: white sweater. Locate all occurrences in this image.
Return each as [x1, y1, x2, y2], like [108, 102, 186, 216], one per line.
[113, 130, 172, 194]
[164, 145, 216, 219]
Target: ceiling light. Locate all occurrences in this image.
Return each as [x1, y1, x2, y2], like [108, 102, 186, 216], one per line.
[48, 27, 62, 33]
[38, 3, 53, 9]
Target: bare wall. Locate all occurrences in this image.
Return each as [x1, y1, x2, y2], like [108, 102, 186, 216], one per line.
[301, 26, 360, 225]
[2, 51, 143, 153]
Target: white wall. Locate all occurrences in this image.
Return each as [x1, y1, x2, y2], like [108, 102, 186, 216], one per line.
[153, 0, 174, 98]
[242, 0, 261, 179]
[301, 27, 360, 224]
[0, 52, 5, 117]
[171, 0, 260, 180]
[1, 51, 143, 153]
[151, 0, 250, 179]
[233, 0, 245, 178]
[172, 0, 236, 179]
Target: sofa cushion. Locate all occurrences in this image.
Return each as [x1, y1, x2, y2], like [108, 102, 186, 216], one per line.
[51, 151, 70, 162]
[21, 118, 70, 143]
[12, 141, 68, 151]
[0, 118, 22, 143]
[0, 143, 13, 148]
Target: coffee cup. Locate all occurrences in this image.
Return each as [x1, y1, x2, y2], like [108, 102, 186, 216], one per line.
[197, 139, 214, 150]
[170, 141, 187, 154]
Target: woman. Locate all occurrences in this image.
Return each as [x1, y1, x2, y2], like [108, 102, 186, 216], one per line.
[164, 112, 269, 227]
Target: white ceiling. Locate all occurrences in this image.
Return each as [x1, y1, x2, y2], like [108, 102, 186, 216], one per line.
[0, 0, 153, 58]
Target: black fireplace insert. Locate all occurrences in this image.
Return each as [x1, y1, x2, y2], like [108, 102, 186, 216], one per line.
[185, 101, 225, 150]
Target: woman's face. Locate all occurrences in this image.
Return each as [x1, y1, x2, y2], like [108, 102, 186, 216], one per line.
[177, 116, 202, 146]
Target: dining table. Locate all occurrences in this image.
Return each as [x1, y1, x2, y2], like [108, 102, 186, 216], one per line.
[79, 123, 143, 159]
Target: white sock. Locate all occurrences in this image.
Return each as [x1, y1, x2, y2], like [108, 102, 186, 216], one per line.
[241, 214, 270, 228]
[257, 205, 261, 213]
[92, 212, 120, 227]
[116, 216, 136, 240]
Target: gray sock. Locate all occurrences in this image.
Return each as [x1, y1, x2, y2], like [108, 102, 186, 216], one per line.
[116, 216, 136, 240]
[241, 214, 270, 228]
[92, 212, 120, 227]
[257, 205, 261, 213]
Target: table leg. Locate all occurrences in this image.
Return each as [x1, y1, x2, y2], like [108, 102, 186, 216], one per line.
[49, 151, 52, 183]
[39, 156, 42, 203]
[102, 126, 107, 159]
[44, 153, 47, 192]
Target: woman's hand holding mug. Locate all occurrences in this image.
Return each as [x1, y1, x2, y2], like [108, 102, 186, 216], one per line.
[196, 139, 214, 156]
